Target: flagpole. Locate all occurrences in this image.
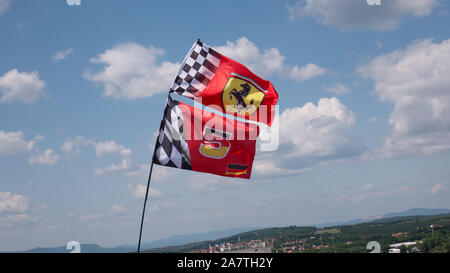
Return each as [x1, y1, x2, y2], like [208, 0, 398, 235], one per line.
[137, 149, 156, 253]
[137, 94, 170, 253]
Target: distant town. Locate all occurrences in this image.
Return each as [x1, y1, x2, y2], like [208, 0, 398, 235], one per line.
[10, 211, 449, 253]
[189, 233, 425, 253]
[149, 213, 450, 253]
[191, 239, 272, 253]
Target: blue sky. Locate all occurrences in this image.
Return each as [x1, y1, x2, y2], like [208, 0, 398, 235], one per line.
[1, 0, 450, 251]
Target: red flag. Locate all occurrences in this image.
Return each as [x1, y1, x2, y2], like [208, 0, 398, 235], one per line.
[153, 96, 259, 179]
[170, 40, 278, 126]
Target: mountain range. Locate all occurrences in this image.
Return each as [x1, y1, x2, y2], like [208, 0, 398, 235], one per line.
[11, 207, 450, 253]
[315, 207, 450, 227]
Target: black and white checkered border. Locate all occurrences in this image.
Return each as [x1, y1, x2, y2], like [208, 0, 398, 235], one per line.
[170, 40, 221, 98]
[153, 96, 191, 170]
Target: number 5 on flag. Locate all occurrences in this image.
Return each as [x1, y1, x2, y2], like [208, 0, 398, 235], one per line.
[199, 127, 231, 159]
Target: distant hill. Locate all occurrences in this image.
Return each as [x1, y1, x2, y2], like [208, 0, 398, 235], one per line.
[22, 244, 130, 253]
[15, 227, 257, 253]
[124, 227, 257, 251]
[10, 208, 450, 253]
[383, 208, 450, 219]
[144, 213, 450, 253]
[315, 208, 450, 228]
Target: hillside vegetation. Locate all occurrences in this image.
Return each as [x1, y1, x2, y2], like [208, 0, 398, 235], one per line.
[144, 214, 450, 253]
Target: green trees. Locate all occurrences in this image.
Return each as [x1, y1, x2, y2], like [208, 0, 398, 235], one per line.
[145, 214, 450, 253]
[419, 233, 450, 253]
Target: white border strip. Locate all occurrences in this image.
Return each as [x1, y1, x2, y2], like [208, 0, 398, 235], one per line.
[231, 72, 267, 93]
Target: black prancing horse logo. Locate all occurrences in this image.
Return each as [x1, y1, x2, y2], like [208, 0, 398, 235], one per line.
[229, 83, 254, 112]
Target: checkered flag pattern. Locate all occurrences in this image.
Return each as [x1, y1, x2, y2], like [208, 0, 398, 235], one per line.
[153, 96, 191, 170]
[170, 40, 221, 98]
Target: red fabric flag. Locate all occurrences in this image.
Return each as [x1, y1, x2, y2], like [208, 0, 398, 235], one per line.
[153, 96, 259, 179]
[170, 40, 278, 126]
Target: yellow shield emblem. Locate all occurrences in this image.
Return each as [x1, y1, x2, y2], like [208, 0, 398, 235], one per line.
[222, 75, 265, 116]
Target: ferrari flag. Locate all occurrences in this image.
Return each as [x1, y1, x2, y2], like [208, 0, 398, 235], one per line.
[170, 40, 278, 126]
[153, 96, 259, 179]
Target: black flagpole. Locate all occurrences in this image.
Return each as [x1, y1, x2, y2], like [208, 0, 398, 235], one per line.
[137, 149, 156, 253]
[137, 95, 169, 253]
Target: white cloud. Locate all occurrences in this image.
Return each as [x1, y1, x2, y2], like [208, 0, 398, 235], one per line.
[93, 140, 131, 158]
[289, 63, 327, 82]
[61, 135, 91, 154]
[66, 0, 81, 6]
[0, 131, 35, 157]
[279, 97, 356, 158]
[94, 158, 131, 175]
[215, 37, 284, 78]
[92, 140, 132, 175]
[270, 97, 363, 175]
[0, 69, 46, 103]
[0, 191, 35, 228]
[215, 37, 326, 81]
[253, 160, 308, 177]
[61, 141, 75, 153]
[427, 184, 446, 195]
[324, 83, 351, 95]
[61, 136, 134, 175]
[85, 38, 325, 100]
[28, 149, 60, 166]
[0, 213, 34, 228]
[52, 48, 74, 63]
[0, 0, 11, 15]
[0, 192, 28, 213]
[84, 43, 179, 100]
[359, 38, 450, 157]
[287, 0, 437, 31]
[128, 184, 162, 199]
[256, 97, 363, 175]
[1, 131, 59, 166]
